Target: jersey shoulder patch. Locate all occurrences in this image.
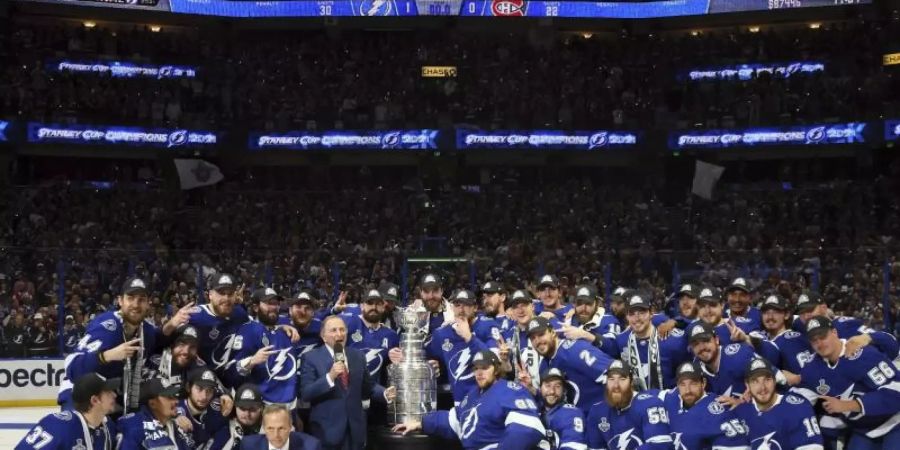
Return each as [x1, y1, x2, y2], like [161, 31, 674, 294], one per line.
[561, 339, 576, 350]
[636, 393, 653, 401]
[101, 319, 118, 332]
[785, 395, 806, 405]
[506, 381, 524, 391]
[724, 343, 742, 355]
[836, 316, 854, 323]
[707, 400, 726, 415]
[734, 316, 752, 323]
[52, 411, 73, 421]
[784, 331, 802, 339]
[669, 328, 685, 337]
[846, 347, 864, 361]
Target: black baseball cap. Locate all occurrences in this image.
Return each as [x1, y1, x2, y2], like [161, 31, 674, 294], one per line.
[363, 288, 384, 302]
[471, 350, 500, 369]
[625, 294, 652, 312]
[122, 277, 149, 296]
[688, 322, 717, 344]
[526, 316, 553, 337]
[250, 287, 281, 304]
[606, 360, 632, 378]
[537, 274, 559, 289]
[506, 290, 531, 308]
[805, 315, 834, 340]
[481, 281, 504, 295]
[541, 368, 567, 384]
[208, 273, 237, 292]
[745, 357, 776, 380]
[72, 373, 120, 404]
[139, 378, 183, 404]
[611, 287, 628, 301]
[678, 284, 700, 299]
[573, 285, 597, 304]
[697, 287, 721, 305]
[187, 367, 218, 389]
[675, 361, 704, 383]
[289, 290, 315, 307]
[379, 283, 400, 303]
[234, 384, 264, 409]
[760, 295, 789, 312]
[450, 289, 477, 305]
[796, 291, 825, 313]
[726, 277, 751, 294]
[174, 325, 200, 346]
[420, 273, 441, 289]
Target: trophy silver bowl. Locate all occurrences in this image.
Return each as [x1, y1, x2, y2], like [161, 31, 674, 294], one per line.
[387, 304, 437, 425]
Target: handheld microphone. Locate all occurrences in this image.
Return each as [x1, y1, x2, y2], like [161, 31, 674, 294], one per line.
[334, 342, 346, 364]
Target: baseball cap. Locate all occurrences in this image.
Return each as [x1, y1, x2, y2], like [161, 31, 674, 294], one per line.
[506, 289, 531, 308]
[187, 367, 218, 390]
[760, 295, 789, 312]
[33, 313, 44, 320]
[796, 291, 825, 313]
[139, 378, 183, 404]
[208, 273, 236, 292]
[289, 290, 315, 307]
[471, 350, 500, 368]
[379, 283, 400, 303]
[697, 287, 721, 305]
[174, 325, 200, 346]
[122, 277, 149, 296]
[363, 289, 384, 303]
[606, 360, 632, 378]
[537, 274, 559, 289]
[745, 357, 776, 380]
[481, 281, 504, 295]
[675, 361, 704, 383]
[234, 384, 264, 409]
[805, 315, 834, 340]
[625, 294, 651, 312]
[250, 287, 281, 304]
[420, 273, 441, 289]
[526, 316, 553, 337]
[726, 278, 751, 294]
[611, 287, 628, 300]
[573, 285, 597, 304]
[450, 289, 477, 305]
[541, 368, 567, 384]
[65, 315, 74, 321]
[688, 322, 717, 344]
[72, 373, 120, 404]
[678, 284, 700, 299]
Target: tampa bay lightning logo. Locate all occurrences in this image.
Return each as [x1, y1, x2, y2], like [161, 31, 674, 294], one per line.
[588, 132, 608, 149]
[805, 126, 826, 143]
[168, 130, 188, 147]
[358, 0, 395, 16]
[610, 428, 644, 449]
[460, 405, 480, 439]
[211, 334, 238, 370]
[159, 66, 172, 78]
[364, 348, 385, 377]
[382, 132, 401, 148]
[752, 432, 783, 450]
[266, 348, 297, 381]
[450, 348, 474, 381]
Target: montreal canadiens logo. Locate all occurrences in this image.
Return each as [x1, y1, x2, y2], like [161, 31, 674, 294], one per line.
[492, 0, 526, 16]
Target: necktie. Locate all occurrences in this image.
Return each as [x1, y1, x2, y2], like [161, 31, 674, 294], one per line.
[339, 369, 349, 389]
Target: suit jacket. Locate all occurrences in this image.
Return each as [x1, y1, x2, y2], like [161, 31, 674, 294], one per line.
[300, 344, 385, 448]
[240, 432, 321, 450]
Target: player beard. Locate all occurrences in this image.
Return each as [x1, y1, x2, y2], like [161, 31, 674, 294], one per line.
[363, 309, 381, 324]
[605, 386, 634, 410]
[258, 309, 278, 326]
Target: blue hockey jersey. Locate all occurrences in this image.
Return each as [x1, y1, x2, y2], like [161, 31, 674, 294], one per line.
[343, 314, 400, 382]
[762, 330, 815, 374]
[585, 391, 674, 450]
[791, 316, 899, 359]
[116, 407, 192, 450]
[793, 343, 900, 439]
[659, 389, 751, 450]
[726, 307, 762, 333]
[174, 397, 229, 449]
[15, 410, 113, 450]
[540, 338, 614, 412]
[277, 314, 323, 361]
[58, 311, 160, 407]
[570, 309, 621, 341]
[543, 403, 587, 450]
[605, 328, 691, 390]
[535, 302, 575, 322]
[422, 380, 546, 449]
[696, 343, 763, 397]
[425, 320, 495, 403]
[733, 394, 824, 450]
[227, 320, 298, 405]
[187, 304, 250, 378]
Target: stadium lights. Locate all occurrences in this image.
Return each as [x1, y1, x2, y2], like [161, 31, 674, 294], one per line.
[809, 23, 821, 29]
[748, 26, 760, 33]
[582, 33, 593, 39]
[690, 30, 701, 36]
[83, 21, 96, 28]
[150, 25, 162, 33]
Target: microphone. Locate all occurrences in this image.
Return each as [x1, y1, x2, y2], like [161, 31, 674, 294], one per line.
[334, 342, 345, 364]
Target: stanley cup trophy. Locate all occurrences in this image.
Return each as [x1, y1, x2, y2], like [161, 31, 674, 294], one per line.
[387, 303, 437, 426]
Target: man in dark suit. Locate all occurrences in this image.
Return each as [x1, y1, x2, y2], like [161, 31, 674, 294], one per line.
[300, 316, 396, 450]
[240, 404, 320, 450]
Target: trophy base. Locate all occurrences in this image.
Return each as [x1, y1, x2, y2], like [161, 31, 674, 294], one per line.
[371, 427, 463, 450]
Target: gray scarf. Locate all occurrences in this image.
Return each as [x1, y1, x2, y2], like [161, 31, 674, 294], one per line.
[626, 327, 663, 391]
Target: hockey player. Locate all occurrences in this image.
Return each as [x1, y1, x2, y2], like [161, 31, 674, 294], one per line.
[793, 316, 900, 450]
[661, 361, 751, 450]
[173, 367, 229, 449]
[734, 358, 824, 450]
[116, 378, 191, 450]
[209, 384, 265, 450]
[538, 368, 587, 450]
[724, 278, 762, 333]
[758, 294, 815, 373]
[561, 284, 620, 349]
[534, 274, 574, 322]
[16, 373, 118, 450]
[343, 288, 400, 382]
[528, 316, 613, 412]
[481, 281, 513, 331]
[228, 287, 298, 407]
[585, 360, 674, 450]
[793, 292, 899, 360]
[391, 350, 546, 449]
[59, 277, 161, 412]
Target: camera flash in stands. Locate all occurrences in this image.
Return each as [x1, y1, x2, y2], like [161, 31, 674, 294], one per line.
[809, 23, 821, 29]
[150, 26, 162, 33]
[83, 21, 96, 28]
[748, 26, 760, 33]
